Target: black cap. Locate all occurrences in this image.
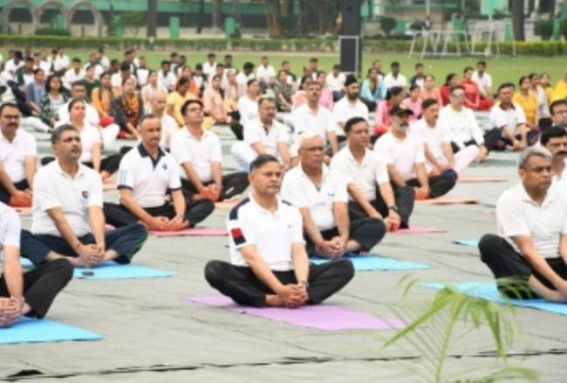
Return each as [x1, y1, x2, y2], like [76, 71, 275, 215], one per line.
[389, 105, 414, 116]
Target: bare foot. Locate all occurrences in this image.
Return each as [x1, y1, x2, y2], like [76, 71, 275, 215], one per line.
[265, 294, 285, 307]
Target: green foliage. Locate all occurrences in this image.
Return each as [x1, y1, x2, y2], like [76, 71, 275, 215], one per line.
[34, 28, 71, 36]
[560, 21, 567, 41]
[380, 16, 397, 37]
[383, 276, 538, 383]
[535, 20, 554, 40]
[121, 11, 145, 37]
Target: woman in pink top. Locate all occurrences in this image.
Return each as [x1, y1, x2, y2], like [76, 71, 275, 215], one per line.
[203, 74, 230, 124]
[316, 71, 334, 110]
[374, 86, 405, 136]
[401, 85, 422, 122]
[420, 74, 443, 105]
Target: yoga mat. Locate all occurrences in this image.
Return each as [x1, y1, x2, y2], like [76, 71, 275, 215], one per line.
[185, 296, 406, 331]
[73, 263, 174, 280]
[150, 228, 227, 237]
[19, 259, 173, 280]
[459, 176, 507, 183]
[0, 317, 102, 344]
[423, 282, 567, 316]
[309, 254, 429, 271]
[416, 197, 479, 205]
[394, 226, 447, 234]
[453, 239, 480, 248]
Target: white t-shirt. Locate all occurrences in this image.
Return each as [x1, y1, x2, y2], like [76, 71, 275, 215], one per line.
[472, 71, 492, 98]
[58, 101, 100, 127]
[32, 161, 103, 237]
[331, 146, 389, 201]
[438, 105, 484, 147]
[78, 125, 102, 164]
[411, 118, 451, 168]
[159, 114, 178, 150]
[170, 129, 223, 183]
[117, 144, 182, 208]
[489, 103, 526, 136]
[383, 73, 407, 90]
[227, 195, 304, 271]
[203, 62, 217, 80]
[158, 71, 176, 91]
[332, 98, 369, 137]
[281, 165, 348, 231]
[256, 65, 276, 84]
[244, 119, 289, 160]
[63, 69, 85, 88]
[326, 73, 346, 92]
[0, 202, 20, 276]
[374, 131, 425, 181]
[292, 104, 334, 144]
[0, 129, 37, 183]
[497, 183, 567, 259]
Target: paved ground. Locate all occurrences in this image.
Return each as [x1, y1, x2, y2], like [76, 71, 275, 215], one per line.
[2, 124, 565, 383]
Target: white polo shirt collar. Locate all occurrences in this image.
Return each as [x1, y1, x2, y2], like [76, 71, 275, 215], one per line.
[137, 143, 166, 169]
[518, 183, 558, 208]
[248, 193, 286, 217]
[52, 159, 89, 179]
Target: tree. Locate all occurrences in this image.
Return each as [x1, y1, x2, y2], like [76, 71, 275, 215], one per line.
[196, 0, 205, 34]
[212, 0, 222, 33]
[147, 0, 157, 37]
[121, 11, 145, 37]
[511, 0, 525, 41]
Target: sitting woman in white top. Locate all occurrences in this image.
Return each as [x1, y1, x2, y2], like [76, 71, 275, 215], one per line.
[43, 99, 122, 181]
[0, 202, 72, 325]
[230, 78, 260, 141]
[204, 154, 354, 308]
[479, 147, 567, 301]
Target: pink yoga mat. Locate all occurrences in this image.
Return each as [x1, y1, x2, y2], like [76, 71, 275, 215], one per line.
[185, 296, 405, 331]
[416, 197, 478, 205]
[459, 176, 507, 183]
[394, 226, 447, 234]
[151, 228, 227, 237]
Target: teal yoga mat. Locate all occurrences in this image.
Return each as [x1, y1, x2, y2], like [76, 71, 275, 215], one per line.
[423, 282, 567, 316]
[310, 254, 429, 271]
[452, 239, 479, 248]
[20, 259, 173, 280]
[0, 318, 102, 344]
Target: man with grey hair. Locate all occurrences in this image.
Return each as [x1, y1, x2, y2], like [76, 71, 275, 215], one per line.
[149, 91, 177, 150]
[281, 132, 385, 258]
[479, 147, 567, 302]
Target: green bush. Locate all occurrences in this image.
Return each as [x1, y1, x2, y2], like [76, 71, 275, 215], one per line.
[34, 28, 71, 36]
[380, 16, 397, 36]
[535, 20, 554, 41]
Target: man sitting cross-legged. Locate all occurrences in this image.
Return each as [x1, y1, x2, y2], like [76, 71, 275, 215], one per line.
[331, 117, 414, 230]
[282, 132, 385, 258]
[103, 114, 214, 229]
[479, 147, 567, 301]
[1, 202, 72, 327]
[20, 125, 148, 267]
[204, 154, 354, 308]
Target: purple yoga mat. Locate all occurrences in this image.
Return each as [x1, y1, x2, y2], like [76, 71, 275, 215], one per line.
[394, 226, 446, 234]
[185, 296, 405, 331]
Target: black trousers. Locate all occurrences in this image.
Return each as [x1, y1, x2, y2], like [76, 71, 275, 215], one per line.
[204, 258, 355, 307]
[348, 185, 415, 228]
[20, 223, 148, 265]
[0, 259, 73, 318]
[0, 179, 29, 204]
[406, 174, 456, 199]
[479, 234, 567, 299]
[41, 156, 122, 175]
[103, 201, 215, 228]
[305, 217, 386, 254]
[180, 172, 249, 201]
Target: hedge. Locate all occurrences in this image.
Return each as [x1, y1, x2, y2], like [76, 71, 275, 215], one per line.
[0, 34, 566, 56]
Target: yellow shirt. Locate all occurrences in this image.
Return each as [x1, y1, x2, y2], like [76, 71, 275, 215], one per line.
[554, 80, 567, 102]
[512, 92, 538, 127]
[166, 91, 197, 127]
[545, 85, 556, 105]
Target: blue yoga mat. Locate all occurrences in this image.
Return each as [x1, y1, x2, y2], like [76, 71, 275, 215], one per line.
[0, 318, 102, 345]
[20, 259, 173, 280]
[452, 239, 479, 248]
[423, 282, 567, 316]
[310, 254, 429, 271]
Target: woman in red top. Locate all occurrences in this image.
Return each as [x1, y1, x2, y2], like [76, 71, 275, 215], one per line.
[374, 86, 405, 136]
[461, 66, 481, 110]
[439, 73, 458, 106]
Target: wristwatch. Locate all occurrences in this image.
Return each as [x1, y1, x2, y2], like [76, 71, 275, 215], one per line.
[299, 280, 309, 288]
[388, 205, 399, 213]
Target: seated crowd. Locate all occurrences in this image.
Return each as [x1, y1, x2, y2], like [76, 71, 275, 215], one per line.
[2, 48, 567, 327]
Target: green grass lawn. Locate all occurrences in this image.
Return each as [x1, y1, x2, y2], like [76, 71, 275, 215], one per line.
[6, 48, 565, 87]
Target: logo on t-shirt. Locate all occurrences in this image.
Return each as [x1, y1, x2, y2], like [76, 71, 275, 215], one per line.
[82, 191, 89, 199]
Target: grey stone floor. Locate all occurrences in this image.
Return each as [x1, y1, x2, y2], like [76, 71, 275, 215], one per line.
[2, 125, 565, 382]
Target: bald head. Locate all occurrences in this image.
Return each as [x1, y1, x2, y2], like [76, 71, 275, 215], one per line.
[150, 91, 168, 115]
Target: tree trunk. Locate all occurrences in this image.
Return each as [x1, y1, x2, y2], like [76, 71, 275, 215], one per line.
[511, 0, 525, 41]
[212, 0, 222, 33]
[263, 0, 280, 36]
[196, 0, 205, 34]
[147, 0, 157, 37]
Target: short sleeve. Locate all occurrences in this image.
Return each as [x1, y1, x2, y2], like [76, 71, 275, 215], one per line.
[170, 136, 192, 165]
[374, 157, 390, 184]
[281, 172, 307, 208]
[227, 208, 257, 248]
[210, 135, 223, 163]
[117, 156, 134, 189]
[87, 173, 103, 207]
[34, 171, 61, 211]
[516, 107, 527, 125]
[167, 157, 182, 190]
[244, 124, 262, 145]
[333, 175, 349, 203]
[277, 124, 289, 144]
[24, 134, 37, 156]
[497, 194, 530, 237]
[415, 137, 426, 163]
[290, 207, 305, 244]
[1, 208, 21, 248]
[490, 109, 508, 129]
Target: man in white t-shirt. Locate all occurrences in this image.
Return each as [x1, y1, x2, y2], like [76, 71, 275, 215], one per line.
[236, 62, 255, 97]
[204, 154, 354, 307]
[20, 125, 148, 268]
[489, 83, 529, 151]
[171, 100, 249, 202]
[540, 127, 567, 187]
[375, 106, 456, 200]
[471, 60, 493, 101]
[0, 104, 36, 207]
[62, 58, 85, 89]
[231, 97, 290, 171]
[383, 62, 407, 91]
[103, 114, 214, 229]
[326, 64, 346, 101]
[479, 147, 567, 302]
[256, 56, 276, 89]
[332, 117, 414, 229]
[283, 132, 385, 257]
[0, 202, 72, 325]
[412, 98, 478, 176]
[332, 75, 369, 140]
[203, 53, 217, 81]
[58, 82, 100, 127]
